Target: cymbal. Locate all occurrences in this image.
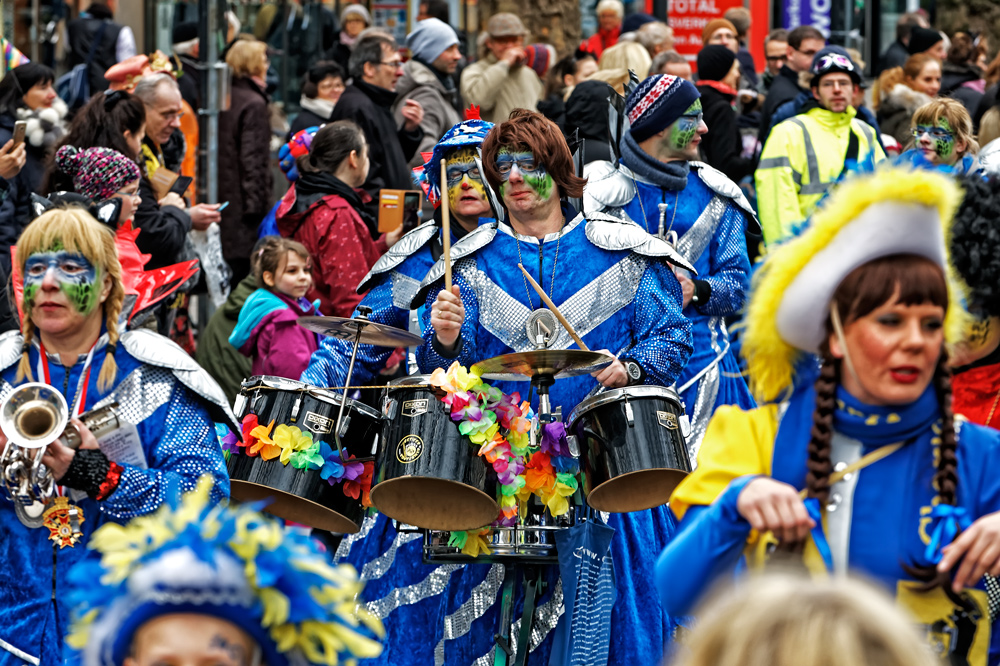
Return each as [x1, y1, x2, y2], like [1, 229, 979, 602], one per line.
[298, 316, 423, 347]
[472, 349, 615, 381]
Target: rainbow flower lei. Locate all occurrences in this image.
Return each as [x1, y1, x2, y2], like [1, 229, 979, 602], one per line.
[428, 362, 581, 557]
[232, 413, 375, 508]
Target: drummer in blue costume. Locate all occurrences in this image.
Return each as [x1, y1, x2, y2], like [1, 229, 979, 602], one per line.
[585, 73, 758, 460]
[302, 117, 535, 666]
[416, 109, 694, 665]
[0, 208, 233, 665]
[301, 113, 494, 388]
[657, 168, 1000, 665]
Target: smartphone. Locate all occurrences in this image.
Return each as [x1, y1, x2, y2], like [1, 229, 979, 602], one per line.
[168, 175, 193, 195]
[402, 191, 421, 233]
[11, 120, 27, 146]
[217, 201, 230, 211]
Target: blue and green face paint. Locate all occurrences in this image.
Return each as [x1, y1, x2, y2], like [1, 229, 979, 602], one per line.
[23, 248, 101, 315]
[496, 148, 554, 200]
[913, 118, 957, 163]
[669, 100, 704, 151]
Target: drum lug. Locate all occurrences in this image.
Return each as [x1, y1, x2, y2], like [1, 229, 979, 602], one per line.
[291, 393, 303, 422]
[566, 434, 580, 458]
[623, 398, 634, 428]
[679, 414, 691, 440]
[232, 394, 246, 418]
[338, 414, 352, 438]
[383, 397, 398, 421]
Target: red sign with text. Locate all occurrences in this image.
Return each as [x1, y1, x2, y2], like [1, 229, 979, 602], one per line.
[669, 0, 745, 64]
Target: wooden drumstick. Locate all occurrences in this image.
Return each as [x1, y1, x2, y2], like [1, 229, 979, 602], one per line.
[517, 263, 590, 351]
[441, 160, 452, 291]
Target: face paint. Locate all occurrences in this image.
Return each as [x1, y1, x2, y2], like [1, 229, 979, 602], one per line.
[496, 148, 554, 200]
[23, 249, 100, 315]
[445, 147, 487, 209]
[669, 100, 703, 151]
[913, 119, 956, 162]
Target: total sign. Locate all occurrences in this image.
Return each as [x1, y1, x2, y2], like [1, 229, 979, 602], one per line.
[669, 0, 745, 65]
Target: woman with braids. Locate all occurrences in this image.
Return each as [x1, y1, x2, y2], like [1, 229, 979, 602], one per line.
[656, 167, 1000, 665]
[950, 174, 1000, 428]
[0, 207, 234, 665]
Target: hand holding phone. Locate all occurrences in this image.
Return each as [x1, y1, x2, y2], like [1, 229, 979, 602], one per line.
[11, 120, 27, 147]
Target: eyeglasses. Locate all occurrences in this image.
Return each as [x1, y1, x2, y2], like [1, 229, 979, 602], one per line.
[912, 126, 954, 140]
[445, 163, 481, 184]
[157, 108, 185, 122]
[679, 111, 704, 125]
[377, 60, 404, 70]
[796, 48, 819, 57]
[765, 55, 787, 62]
[115, 188, 141, 200]
[496, 154, 538, 175]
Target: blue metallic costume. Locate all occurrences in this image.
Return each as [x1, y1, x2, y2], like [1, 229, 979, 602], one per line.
[414, 207, 694, 665]
[0, 328, 232, 666]
[584, 158, 758, 460]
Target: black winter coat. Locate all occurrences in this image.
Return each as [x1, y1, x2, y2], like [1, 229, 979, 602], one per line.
[330, 81, 422, 228]
[66, 17, 123, 94]
[940, 62, 984, 115]
[217, 76, 274, 264]
[134, 158, 192, 270]
[759, 65, 806, 145]
[564, 81, 613, 166]
[697, 84, 754, 183]
[288, 106, 332, 140]
[175, 54, 201, 112]
[0, 114, 34, 331]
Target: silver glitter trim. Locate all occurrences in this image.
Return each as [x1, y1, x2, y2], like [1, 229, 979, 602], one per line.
[390, 270, 422, 312]
[496, 214, 586, 244]
[358, 222, 437, 292]
[675, 196, 726, 266]
[473, 577, 565, 665]
[419, 223, 498, 293]
[434, 563, 505, 666]
[366, 564, 461, 620]
[334, 513, 378, 562]
[686, 362, 719, 465]
[93, 366, 174, 425]
[460, 254, 647, 352]
[691, 160, 758, 227]
[361, 531, 423, 581]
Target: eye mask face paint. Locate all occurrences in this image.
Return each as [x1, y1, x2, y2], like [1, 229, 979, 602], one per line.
[497, 149, 553, 200]
[23, 249, 101, 315]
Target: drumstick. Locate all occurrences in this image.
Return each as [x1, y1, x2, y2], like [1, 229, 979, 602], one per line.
[517, 263, 590, 351]
[441, 160, 452, 292]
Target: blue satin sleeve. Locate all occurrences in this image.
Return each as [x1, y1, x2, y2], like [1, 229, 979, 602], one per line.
[417, 269, 479, 372]
[621, 259, 692, 386]
[656, 475, 757, 616]
[101, 385, 229, 520]
[698, 204, 750, 317]
[301, 278, 408, 387]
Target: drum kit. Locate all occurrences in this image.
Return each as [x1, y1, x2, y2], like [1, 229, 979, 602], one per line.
[225, 307, 693, 665]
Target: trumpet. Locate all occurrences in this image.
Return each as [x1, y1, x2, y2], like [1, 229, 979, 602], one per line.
[0, 383, 120, 506]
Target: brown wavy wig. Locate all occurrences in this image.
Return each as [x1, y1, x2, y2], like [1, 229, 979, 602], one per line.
[481, 109, 587, 203]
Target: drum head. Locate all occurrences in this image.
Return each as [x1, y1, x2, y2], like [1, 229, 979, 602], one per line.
[586, 468, 688, 513]
[371, 478, 498, 531]
[230, 479, 361, 534]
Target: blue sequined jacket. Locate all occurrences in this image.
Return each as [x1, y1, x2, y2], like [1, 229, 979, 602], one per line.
[0, 328, 233, 666]
[413, 209, 694, 412]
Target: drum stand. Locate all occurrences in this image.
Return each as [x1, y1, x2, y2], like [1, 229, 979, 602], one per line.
[494, 564, 547, 666]
[333, 306, 373, 455]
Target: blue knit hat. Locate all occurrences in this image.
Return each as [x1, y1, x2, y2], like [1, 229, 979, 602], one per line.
[406, 18, 459, 65]
[625, 74, 701, 142]
[419, 114, 494, 204]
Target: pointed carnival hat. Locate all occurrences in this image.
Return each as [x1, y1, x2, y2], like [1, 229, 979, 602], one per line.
[741, 167, 968, 403]
[66, 477, 384, 666]
[417, 106, 494, 205]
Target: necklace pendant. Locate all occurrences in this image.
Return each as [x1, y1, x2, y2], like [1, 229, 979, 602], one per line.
[42, 496, 85, 548]
[526, 309, 559, 349]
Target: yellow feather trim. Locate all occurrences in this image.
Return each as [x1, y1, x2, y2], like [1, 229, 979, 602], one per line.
[742, 168, 968, 403]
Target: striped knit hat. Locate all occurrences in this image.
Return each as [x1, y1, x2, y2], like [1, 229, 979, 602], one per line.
[625, 74, 700, 143]
[55, 146, 142, 201]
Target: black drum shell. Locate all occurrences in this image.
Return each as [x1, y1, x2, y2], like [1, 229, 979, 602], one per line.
[373, 381, 499, 531]
[228, 376, 380, 533]
[570, 386, 691, 513]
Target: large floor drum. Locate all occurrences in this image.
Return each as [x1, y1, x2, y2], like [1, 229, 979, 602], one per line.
[372, 376, 498, 531]
[569, 386, 691, 513]
[229, 376, 380, 533]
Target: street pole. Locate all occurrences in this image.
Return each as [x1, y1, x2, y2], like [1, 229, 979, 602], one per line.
[197, 0, 227, 204]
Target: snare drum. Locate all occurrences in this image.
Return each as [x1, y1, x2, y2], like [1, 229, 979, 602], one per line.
[372, 376, 499, 531]
[569, 386, 691, 513]
[228, 376, 381, 533]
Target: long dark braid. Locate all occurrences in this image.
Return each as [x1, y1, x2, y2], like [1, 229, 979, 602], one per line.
[805, 356, 840, 507]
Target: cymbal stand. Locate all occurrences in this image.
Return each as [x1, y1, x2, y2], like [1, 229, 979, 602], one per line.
[493, 564, 546, 666]
[333, 306, 372, 457]
[532, 373, 556, 423]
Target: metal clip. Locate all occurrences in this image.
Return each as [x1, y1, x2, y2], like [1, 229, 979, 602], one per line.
[566, 434, 580, 457]
[290, 392, 303, 422]
[384, 398, 398, 421]
[338, 414, 352, 438]
[623, 398, 634, 428]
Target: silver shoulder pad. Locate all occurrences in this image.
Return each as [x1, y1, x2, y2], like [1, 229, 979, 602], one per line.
[412, 222, 498, 308]
[582, 160, 637, 213]
[356, 222, 437, 294]
[120, 328, 239, 431]
[0, 330, 23, 373]
[585, 214, 696, 274]
[690, 161, 760, 233]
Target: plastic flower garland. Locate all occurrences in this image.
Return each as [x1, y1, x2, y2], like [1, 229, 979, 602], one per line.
[428, 362, 581, 557]
[235, 414, 374, 508]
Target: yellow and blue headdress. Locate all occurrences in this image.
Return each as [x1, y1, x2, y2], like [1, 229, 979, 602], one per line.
[418, 107, 494, 206]
[66, 478, 384, 666]
[741, 168, 968, 403]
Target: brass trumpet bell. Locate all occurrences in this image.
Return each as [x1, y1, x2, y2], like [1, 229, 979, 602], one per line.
[1, 383, 69, 450]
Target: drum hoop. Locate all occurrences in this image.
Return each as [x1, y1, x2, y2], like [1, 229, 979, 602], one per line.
[241, 375, 309, 392]
[306, 388, 382, 420]
[568, 385, 682, 425]
[385, 374, 434, 389]
[240, 376, 382, 421]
